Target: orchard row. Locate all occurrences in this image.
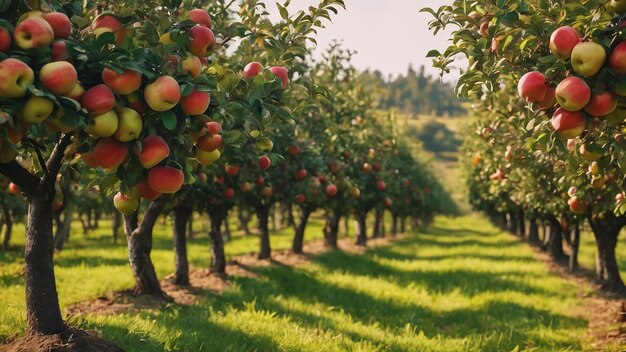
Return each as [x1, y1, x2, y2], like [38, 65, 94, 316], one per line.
[424, 1, 626, 293]
[0, 0, 446, 340]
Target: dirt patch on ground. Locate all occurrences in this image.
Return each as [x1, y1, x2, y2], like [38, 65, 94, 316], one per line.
[65, 234, 402, 317]
[0, 327, 123, 352]
[529, 246, 626, 350]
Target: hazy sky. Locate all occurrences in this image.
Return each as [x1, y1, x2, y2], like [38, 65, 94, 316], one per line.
[266, 0, 457, 81]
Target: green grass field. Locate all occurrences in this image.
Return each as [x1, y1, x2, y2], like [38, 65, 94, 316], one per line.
[1, 212, 622, 351]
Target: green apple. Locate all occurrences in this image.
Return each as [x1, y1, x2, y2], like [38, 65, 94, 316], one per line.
[113, 107, 142, 142]
[571, 42, 606, 78]
[85, 110, 119, 137]
[113, 192, 139, 215]
[21, 96, 54, 123]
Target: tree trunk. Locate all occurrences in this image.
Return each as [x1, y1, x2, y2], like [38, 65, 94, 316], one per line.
[172, 205, 192, 286]
[507, 211, 518, 235]
[222, 215, 231, 241]
[208, 209, 226, 273]
[238, 207, 252, 235]
[87, 210, 93, 229]
[54, 210, 72, 251]
[124, 198, 167, 297]
[372, 208, 382, 238]
[324, 209, 341, 249]
[292, 206, 313, 254]
[528, 216, 540, 246]
[112, 211, 121, 244]
[391, 214, 398, 236]
[400, 216, 406, 233]
[187, 211, 194, 240]
[501, 212, 508, 231]
[257, 204, 271, 259]
[569, 221, 580, 273]
[518, 209, 525, 237]
[80, 214, 89, 236]
[547, 217, 567, 261]
[2, 204, 12, 250]
[355, 210, 368, 246]
[588, 214, 626, 293]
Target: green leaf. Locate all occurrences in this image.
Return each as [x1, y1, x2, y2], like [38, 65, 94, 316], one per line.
[161, 110, 177, 130]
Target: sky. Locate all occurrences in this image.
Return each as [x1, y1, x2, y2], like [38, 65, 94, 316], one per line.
[265, 0, 457, 82]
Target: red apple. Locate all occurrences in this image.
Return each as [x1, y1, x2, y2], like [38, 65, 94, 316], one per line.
[80, 151, 99, 168]
[0, 27, 11, 53]
[225, 163, 240, 176]
[383, 197, 393, 207]
[135, 135, 170, 169]
[362, 163, 372, 173]
[182, 56, 202, 78]
[101, 68, 142, 95]
[549, 26, 580, 60]
[223, 187, 235, 199]
[206, 121, 221, 135]
[610, 41, 626, 75]
[489, 169, 505, 181]
[148, 166, 184, 193]
[14, 17, 54, 49]
[136, 179, 161, 200]
[555, 76, 591, 111]
[376, 181, 386, 191]
[196, 133, 223, 152]
[0, 58, 35, 98]
[92, 14, 126, 46]
[325, 184, 338, 197]
[518, 71, 548, 103]
[258, 155, 271, 170]
[81, 84, 115, 115]
[180, 89, 210, 116]
[187, 9, 212, 28]
[295, 194, 306, 204]
[288, 145, 300, 156]
[295, 169, 308, 181]
[568, 196, 587, 215]
[585, 91, 617, 117]
[39, 61, 77, 95]
[42, 12, 72, 39]
[240, 182, 252, 192]
[551, 108, 585, 138]
[255, 177, 265, 187]
[51, 40, 70, 61]
[261, 186, 274, 198]
[8, 182, 20, 195]
[372, 162, 382, 171]
[144, 76, 181, 112]
[243, 62, 264, 80]
[93, 138, 128, 169]
[268, 66, 289, 89]
[188, 25, 215, 57]
[538, 87, 556, 110]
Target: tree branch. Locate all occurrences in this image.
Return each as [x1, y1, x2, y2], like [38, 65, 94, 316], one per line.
[0, 160, 39, 196]
[43, 134, 72, 190]
[24, 138, 48, 176]
[123, 212, 139, 237]
[137, 196, 168, 234]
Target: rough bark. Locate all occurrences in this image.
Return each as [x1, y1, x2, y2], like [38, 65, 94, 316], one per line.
[391, 214, 398, 236]
[172, 205, 192, 286]
[256, 204, 271, 259]
[507, 211, 518, 235]
[400, 216, 406, 233]
[222, 215, 231, 241]
[355, 210, 368, 246]
[517, 209, 525, 237]
[323, 209, 341, 249]
[588, 214, 626, 293]
[372, 208, 382, 238]
[112, 211, 121, 244]
[569, 221, 580, 273]
[291, 205, 314, 254]
[124, 198, 167, 297]
[238, 207, 252, 235]
[527, 216, 540, 246]
[208, 208, 227, 273]
[547, 216, 567, 261]
[2, 204, 12, 250]
[187, 211, 194, 240]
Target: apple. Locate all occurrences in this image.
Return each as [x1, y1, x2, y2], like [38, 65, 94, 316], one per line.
[188, 25, 215, 57]
[571, 42, 606, 77]
[85, 110, 119, 137]
[261, 186, 274, 198]
[136, 179, 161, 200]
[80, 151, 99, 168]
[206, 121, 221, 135]
[181, 89, 210, 115]
[126, 93, 147, 115]
[538, 87, 556, 110]
[225, 163, 240, 176]
[551, 108, 585, 138]
[256, 138, 274, 151]
[8, 182, 20, 195]
[328, 161, 341, 174]
[568, 196, 587, 214]
[144, 76, 181, 112]
[14, 17, 54, 49]
[295, 194, 306, 204]
[610, 41, 626, 75]
[92, 14, 126, 46]
[42, 12, 72, 39]
[196, 133, 223, 151]
[182, 56, 202, 78]
[197, 172, 208, 182]
[489, 169, 505, 181]
[317, 175, 326, 183]
[21, 96, 54, 123]
[0, 27, 11, 53]
[195, 148, 220, 166]
[517, 71, 548, 103]
[268, 66, 289, 89]
[255, 177, 265, 187]
[373, 162, 382, 171]
[0, 58, 35, 98]
[258, 155, 271, 170]
[608, 0, 626, 14]
[93, 138, 128, 169]
[101, 68, 142, 95]
[325, 184, 338, 197]
[39, 61, 77, 95]
[81, 84, 115, 116]
[148, 166, 184, 193]
[187, 9, 212, 28]
[606, 107, 626, 125]
[51, 40, 70, 61]
[479, 21, 490, 37]
[549, 26, 579, 60]
[376, 181, 386, 191]
[240, 182, 253, 193]
[223, 188, 235, 199]
[555, 76, 591, 111]
[362, 163, 372, 173]
[295, 169, 308, 181]
[64, 81, 84, 100]
[216, 176, 225, 184]
[135, 135, 170, 169]
[243, 62, 264, 80]
[114, 107, 142, 142]
[350, 187, 360, 198]
[383, 197, 393, 207]
[113, 192, 139, 215]
[584, 91, 616, 117]
[288, 145, 300, 156]
[589, 161, 600, 175]
[579, 143, 601, 161]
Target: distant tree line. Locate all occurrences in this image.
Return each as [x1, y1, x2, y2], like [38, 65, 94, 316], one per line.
[363, 65, 465, 117]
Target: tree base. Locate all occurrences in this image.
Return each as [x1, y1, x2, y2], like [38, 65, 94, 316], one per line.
[0, 327, 124, 352]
